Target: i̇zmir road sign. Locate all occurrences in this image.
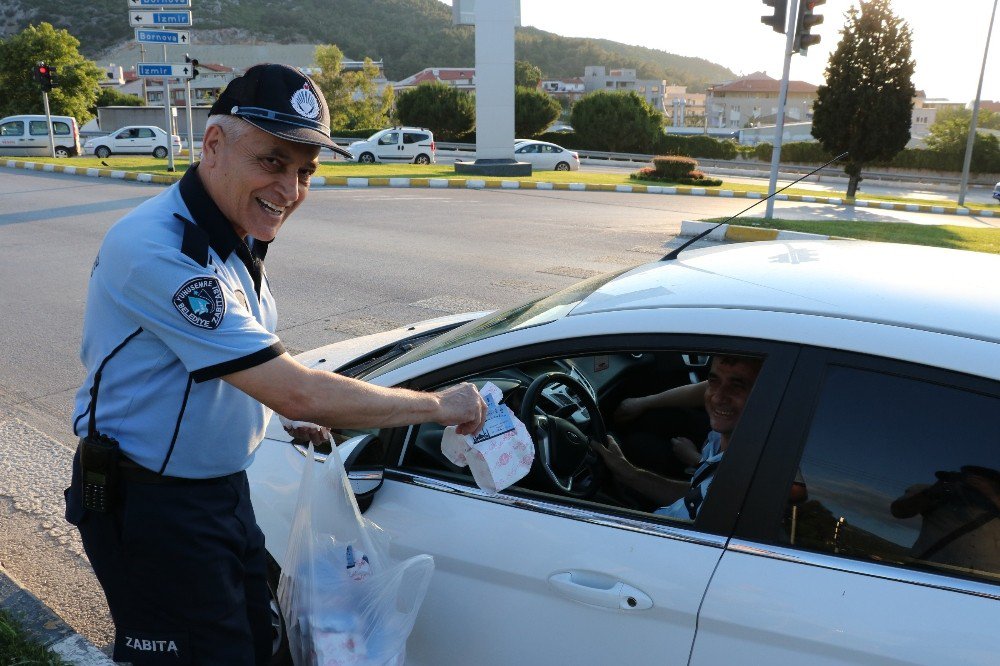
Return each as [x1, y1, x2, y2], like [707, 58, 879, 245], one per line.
[136, 62, 196, 79]
[134, 28, 190, 44]
[128, 0, 192, 7]
[129, 10, 192, 27]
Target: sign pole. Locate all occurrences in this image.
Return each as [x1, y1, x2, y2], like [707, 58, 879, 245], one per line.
[163, 44, 175, 171]
[765, 0, 799, 220]
[185, 77, 195, 165]
[42, 91, 56, 158]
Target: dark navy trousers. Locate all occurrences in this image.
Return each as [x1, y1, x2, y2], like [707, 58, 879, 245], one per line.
[65, 450, 272, 664]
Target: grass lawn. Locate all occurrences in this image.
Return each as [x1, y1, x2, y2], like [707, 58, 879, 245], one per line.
[716, 216, 1000, 255]
[0, 609, 68, 665]
[17, 156, 993, 210]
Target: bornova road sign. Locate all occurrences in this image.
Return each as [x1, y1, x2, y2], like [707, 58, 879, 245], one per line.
[135, 28, 190, 44]
[129, 10, 192, 27]
[136, 62, 196, 79]
[128, 0, 192, 7]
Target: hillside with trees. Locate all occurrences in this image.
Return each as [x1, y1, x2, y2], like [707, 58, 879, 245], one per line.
[1, 0, 734, 88]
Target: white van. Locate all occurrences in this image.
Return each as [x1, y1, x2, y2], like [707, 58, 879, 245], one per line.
[347, 127, 436, 164]
[0, 114, 81, 158]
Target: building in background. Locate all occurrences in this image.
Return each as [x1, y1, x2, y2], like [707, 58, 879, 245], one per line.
[582, 66, 670, 113]
[539, 77, 585, 104]
[706, 72, 818, 129]
[394, 67, 476, 93]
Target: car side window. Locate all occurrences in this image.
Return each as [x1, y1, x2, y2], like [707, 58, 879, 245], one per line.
[0, 121, 24, 136]
[400, 349, 767, 526]
[378, 132, 398, 146]
[137, 128, 155, 138]
[403, 132, 427, 144]
[29, 121, 53, 135]
[115, 129, 132, 139]
[52, 122, 70, 136]
[780, 365, 1000, 585]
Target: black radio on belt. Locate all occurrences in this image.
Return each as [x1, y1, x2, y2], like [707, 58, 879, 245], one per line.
[80, 432, 121, 513]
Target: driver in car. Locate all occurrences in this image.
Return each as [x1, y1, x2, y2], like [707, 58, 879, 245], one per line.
[591, 355, 762, 520]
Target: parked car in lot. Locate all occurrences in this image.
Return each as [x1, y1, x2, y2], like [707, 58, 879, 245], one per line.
[0, 114, 80, 157]
[83, 125, 182, 159]
[250, 240, 1000, 665]
[514, 139, 579, 171]
[348, 127, 436, 164]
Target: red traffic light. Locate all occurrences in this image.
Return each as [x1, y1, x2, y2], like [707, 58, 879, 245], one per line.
[38, 66, 48, 75]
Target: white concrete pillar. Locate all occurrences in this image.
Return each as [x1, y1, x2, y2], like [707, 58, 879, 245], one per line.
[474, 0, 515, 160]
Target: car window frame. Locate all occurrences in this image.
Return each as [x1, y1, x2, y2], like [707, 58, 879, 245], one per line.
[733, 345, 1000, 591]
[381, 333, 800, 538]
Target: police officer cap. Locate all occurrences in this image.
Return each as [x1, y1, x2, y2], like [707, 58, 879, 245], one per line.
[209, 63, 352, 158]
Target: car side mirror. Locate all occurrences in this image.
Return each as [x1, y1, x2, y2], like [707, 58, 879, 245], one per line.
[339, 434, 385, 512]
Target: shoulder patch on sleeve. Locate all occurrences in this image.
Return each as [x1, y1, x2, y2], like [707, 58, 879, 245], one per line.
[175, 213, 210, 268]
[173, 277, 226, 329]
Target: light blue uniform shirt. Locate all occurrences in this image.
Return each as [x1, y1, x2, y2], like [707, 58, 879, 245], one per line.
[655, 431, 723, 521]
[73, 166, 284, 478]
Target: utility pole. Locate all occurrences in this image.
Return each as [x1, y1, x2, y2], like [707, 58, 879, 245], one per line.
[163, 43, 175, 172]
[765, 0, 799, 220]
[958, 0, 999, 206]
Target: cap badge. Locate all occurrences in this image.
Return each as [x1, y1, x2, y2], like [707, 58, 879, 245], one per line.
[290, 85, 320, 120]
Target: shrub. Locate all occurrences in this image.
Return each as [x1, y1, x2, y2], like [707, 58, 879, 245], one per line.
[652, 155, 698, 179]
[655, 134, 738, 160]
[571, 90, 662, 153]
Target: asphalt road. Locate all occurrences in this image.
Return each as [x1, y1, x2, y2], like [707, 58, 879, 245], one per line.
[0, 167, 995, 652]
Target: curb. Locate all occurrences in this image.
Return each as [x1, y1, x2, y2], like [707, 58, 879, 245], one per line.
[0, 565, 114, 665]
[679, 219, 844, 242]
[3, 159, 996, 218]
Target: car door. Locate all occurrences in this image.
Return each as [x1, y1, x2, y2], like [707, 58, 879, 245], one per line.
[0, 120, 26, 156]
[112, 128, 138, 154]
[376, 130, 402, 162]
[363, 334, 796, 666]
[28, 120, 56, 156]
[133, 127, 157, 154]
[514, 142, 539, 167]
[402, 131, 431, 162]
[691, 348, 1000, 665]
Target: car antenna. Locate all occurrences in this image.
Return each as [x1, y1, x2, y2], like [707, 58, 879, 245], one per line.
[661, 151, 848, 261]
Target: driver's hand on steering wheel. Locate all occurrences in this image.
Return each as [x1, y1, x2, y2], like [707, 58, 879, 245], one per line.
[590, 434, 633, 478]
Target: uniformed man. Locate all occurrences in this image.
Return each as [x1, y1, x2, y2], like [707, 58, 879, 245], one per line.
[64, 63, 486, 665]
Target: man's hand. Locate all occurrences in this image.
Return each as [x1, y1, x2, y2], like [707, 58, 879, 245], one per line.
[590, 434, 634, 478]
[435, 383, 487, 435]
[283, 424, 332, 446]
[671, 437, 702, 467]
[614, 398, 646, 424]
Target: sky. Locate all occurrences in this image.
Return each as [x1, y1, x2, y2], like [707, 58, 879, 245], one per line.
[447, 0, 1000, 103]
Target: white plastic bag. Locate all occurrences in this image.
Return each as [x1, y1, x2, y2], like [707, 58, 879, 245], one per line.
[278, 444, 434, 666]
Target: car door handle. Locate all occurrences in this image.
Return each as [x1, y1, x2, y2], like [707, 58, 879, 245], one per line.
[548, 571, 653, 611]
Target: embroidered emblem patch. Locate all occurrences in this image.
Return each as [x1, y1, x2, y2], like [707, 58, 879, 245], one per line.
[173, 277, 226, 329]
[290, 84, 320, 119]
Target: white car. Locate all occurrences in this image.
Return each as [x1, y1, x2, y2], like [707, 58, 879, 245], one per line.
[250, 240, 1000, 665]
[514, 139, 580, 171]
[348, 127, 436, 164]
[83, 125, 182, 159]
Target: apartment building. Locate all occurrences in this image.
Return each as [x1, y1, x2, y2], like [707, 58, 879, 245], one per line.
[582, 66, 670, 113]
[706, 72, 818, 129]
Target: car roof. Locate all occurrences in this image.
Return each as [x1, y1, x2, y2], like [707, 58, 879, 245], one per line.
[570, 240, 1000, 344]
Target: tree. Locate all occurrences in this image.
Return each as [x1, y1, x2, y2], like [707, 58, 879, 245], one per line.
[811, 0, 916, 198]
[514, 60, 542, 89]
[515, 86, 560, 138]
[924, 114, 1000, 172]
[90, 88, 143, 117]
[312, 45, 393, 130]
[395, 82, 475, 141]
[0, 23, 103, 122]
[570, 90, 662, 153]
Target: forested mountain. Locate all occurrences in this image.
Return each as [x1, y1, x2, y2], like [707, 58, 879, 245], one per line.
[1, 0, 735, 89]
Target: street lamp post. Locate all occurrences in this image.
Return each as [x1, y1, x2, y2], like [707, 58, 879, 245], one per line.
[958, 0, 999, 206]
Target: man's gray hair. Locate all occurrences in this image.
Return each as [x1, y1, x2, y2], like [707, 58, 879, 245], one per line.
[204, 114, 252, 142]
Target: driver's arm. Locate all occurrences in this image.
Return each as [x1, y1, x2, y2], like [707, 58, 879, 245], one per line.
[615, 381, 707, 423]
[591, 434, 690, 506]
[223, 353, 486, 434]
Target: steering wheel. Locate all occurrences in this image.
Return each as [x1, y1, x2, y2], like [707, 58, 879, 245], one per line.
[519, 371, 607, 498]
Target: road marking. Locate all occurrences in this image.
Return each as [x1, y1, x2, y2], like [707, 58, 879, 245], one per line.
[537, 266, 603, 279]
[490, 278, 552, 293]
[410, 295, 493, 313]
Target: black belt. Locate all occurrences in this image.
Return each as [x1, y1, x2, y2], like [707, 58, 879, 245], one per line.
[119, 459, 235, 486]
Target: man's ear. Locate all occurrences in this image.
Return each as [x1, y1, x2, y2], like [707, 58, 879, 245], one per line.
[200, 124, 224, 168]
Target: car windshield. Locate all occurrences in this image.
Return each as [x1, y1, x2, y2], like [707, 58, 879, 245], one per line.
[363, 267, 631, 380]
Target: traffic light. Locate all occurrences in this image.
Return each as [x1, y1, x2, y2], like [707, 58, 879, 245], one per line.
[761, 0, 788, 33]
[184, 54, 199, 80]
[32, 62, 55, 92]
[795, 0, 825, 53]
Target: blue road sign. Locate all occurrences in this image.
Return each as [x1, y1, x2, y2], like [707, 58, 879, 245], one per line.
[129, 10, 192, 27]
[136, 62, 194, 79]
[128, 0, 192, 6]
[135, 28, 190, 44]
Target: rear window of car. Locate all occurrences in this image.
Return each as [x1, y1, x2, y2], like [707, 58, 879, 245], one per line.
[137, 128, 156, 138]
[403, 132, 429, 144]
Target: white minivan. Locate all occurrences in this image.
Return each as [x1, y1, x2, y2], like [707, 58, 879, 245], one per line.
[0, 115, 81, 157]
[348, 127, 436, 164]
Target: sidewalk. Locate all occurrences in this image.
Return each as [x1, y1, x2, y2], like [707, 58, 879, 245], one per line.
[0, 565, 113, 665]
